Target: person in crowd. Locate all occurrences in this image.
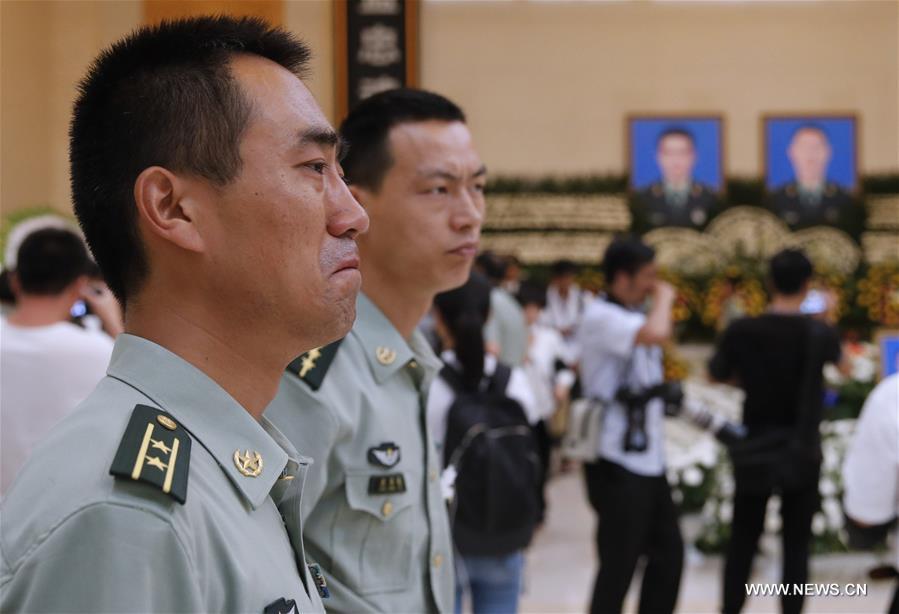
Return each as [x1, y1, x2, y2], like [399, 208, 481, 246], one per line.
[1, 228, 122, 495]
[843, 372, 899, 614]
[517, 281, 577, 520]
[769, 125, 854, 229]
[1, 16, 368, 612]
[636, 127, 718, 229]
[541, 259, 592, 360]
[578, 237, 682, 614]
[478, 250, 528, 367]
[709, 248, 849, 614]
[267, 88, 485, 613]
[428, 271, 539, 614]
[501, 254, 523, 295]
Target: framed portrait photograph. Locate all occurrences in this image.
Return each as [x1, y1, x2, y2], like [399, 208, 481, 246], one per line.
[627, 115, 724, 230]
[875, 329, 899, 379]
[763, 114, 858, 229]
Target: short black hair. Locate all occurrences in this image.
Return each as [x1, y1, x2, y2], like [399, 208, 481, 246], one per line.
[551, 259, 578, 278]
[70, 16, 311, 305]
[475, 251, 507, 283]
[769, 248, 813, 295]
[339, 88, 466, 191]
[516, 281, 547, 309]
[657, 127, 696, 149]
[602, 236, 656, 283]
[15, 228, 90, 295]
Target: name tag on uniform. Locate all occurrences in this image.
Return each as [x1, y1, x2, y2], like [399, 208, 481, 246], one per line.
[368, 473, 406, 495]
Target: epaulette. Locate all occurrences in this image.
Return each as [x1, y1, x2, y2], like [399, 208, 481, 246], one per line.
[286, 339, 343, 391]
[110, 405, 191, 504]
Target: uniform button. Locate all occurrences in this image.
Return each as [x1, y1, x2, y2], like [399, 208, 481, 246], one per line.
[433, 554, 444, 569]
[429, 469, 438, 482]
[409, 360, 418, 369]
[382, 500, 393, 517]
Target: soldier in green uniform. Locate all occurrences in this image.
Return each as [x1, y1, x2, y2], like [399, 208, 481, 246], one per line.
[268, 89, 486, 613]
[634, 128, 719, 230]
[0, 17, 368, 613]
[768, 125, 857, 231]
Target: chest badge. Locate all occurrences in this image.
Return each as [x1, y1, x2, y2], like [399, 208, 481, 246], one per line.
[376, 346, 397, 365]
[368, 442, 401, 468]
[233, 449, 263, 477]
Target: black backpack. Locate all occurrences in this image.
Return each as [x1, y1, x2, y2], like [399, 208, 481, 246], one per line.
[440, 363, 541, 556]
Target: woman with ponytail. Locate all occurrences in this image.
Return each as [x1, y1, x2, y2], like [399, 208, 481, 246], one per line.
[427, 271, 538, 614]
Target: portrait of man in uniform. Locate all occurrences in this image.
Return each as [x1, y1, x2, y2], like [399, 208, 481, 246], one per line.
[629, 116, 723, 231]
[765, 116, 858, 230]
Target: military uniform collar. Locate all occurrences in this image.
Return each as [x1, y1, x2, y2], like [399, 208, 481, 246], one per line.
[352, 293, 442, 385]
[106, 334, 300, 510]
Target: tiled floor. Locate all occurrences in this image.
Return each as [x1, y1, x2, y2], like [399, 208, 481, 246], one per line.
[518, 470, 895, 614]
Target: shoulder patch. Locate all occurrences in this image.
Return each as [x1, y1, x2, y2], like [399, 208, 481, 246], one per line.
[110, 405, 191, 504]
[286, 339, 344, 391]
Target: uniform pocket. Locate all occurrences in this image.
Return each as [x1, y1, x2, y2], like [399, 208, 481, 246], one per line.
[344, 471, 415, 594]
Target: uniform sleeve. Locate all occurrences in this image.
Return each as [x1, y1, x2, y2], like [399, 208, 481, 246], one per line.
[843, 376, 899, 525]
[1, 503, 203, 613]
[578, 304, 645, 359]
[708, 325, 736, 382]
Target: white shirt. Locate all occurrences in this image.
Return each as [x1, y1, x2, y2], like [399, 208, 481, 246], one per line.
[427, 351, 538, 454]
[1, 317, 113, 495]
[577, 298, 666, 477]
[541, 285, 592, 334]
[843, 374, 899, 566]
[523, 324, 576, 422]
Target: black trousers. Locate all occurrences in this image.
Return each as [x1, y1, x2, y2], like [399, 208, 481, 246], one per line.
[722, 480, 819, 614]
[584, 459, 684, 614]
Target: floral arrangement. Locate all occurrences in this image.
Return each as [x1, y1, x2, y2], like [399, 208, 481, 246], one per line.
[856, 263, 899, 327]
[693, 420, 856, 555]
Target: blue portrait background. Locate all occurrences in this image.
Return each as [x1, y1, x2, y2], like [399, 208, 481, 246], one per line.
[764, 116, 857, 191]
[630, 117, 723, 191]
[880, 333, 899, 378]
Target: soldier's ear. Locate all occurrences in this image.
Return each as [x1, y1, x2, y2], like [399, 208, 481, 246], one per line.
[133, 167, 204, 254]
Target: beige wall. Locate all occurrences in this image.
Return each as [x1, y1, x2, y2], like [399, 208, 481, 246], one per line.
[1, 0, 142, 216]
[2, 0, 898, 215]
[421, 0, 899, 177]
[0, 0, 335, 216]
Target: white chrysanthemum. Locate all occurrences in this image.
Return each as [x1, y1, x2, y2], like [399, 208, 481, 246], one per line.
[721, 474, 735, 497]
[819, 477, 837, 497]
[822, 497, 843, 529]
[851, 356, 877, 383]
[667, 469, 679, 485]
[720, 501, 733, 523]
[672, 489, 684, 504]
[812, 513, 826, 535]
[683, 466, 703, 487]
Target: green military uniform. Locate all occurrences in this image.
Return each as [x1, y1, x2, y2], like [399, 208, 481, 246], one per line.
[634, 181, 719, 230]
[769, 181, 857, 231]
[268, 293, 455, 613]
[0, 334, 325, 613]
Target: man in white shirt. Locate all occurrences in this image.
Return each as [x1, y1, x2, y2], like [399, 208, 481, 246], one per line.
[577, 237, 681, 614]
[1, 228, 122, 494]
[541, 259, 593, 360]
[843, 373, 899, 613]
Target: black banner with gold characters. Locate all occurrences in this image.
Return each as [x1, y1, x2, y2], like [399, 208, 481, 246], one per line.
[335, 0, 418, 119]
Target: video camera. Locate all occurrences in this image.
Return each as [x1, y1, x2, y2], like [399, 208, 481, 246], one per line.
[616, 381, 747, 452]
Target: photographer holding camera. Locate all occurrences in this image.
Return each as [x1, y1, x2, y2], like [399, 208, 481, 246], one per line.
[578, 237, 683, 614]
[709, 249, 848, 614]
